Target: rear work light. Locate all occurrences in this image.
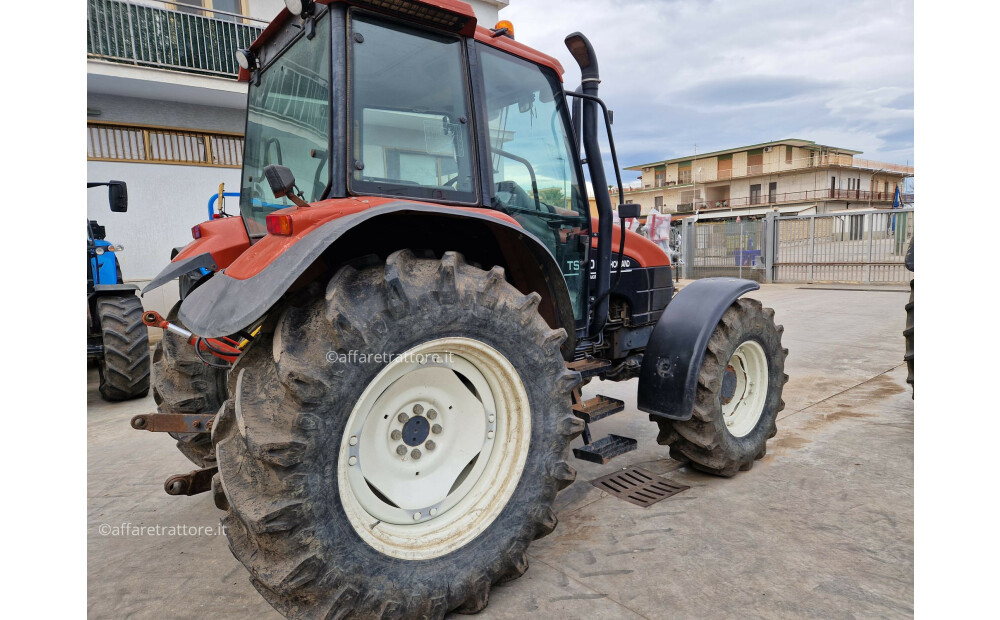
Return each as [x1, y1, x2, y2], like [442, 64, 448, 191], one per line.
[350, 0, 473, 34]
[266, 214, 294, 236]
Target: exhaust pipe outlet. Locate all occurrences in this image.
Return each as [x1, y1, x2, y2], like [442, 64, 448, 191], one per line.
[565, 32, 613, 335]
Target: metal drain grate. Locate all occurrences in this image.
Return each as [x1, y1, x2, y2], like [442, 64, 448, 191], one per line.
[590, 467, 690, 507]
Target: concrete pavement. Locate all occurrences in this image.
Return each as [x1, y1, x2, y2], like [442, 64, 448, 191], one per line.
[87, 284, 913, 619]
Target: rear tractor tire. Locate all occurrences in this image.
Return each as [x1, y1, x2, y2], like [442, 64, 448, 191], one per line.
[654, 297, 787, 477]
[151, 302, 228, 467]
[213, 250, 583, 618]
[96, 295, 151, 401]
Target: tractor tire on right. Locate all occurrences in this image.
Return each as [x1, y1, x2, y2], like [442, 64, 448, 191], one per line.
[654, 297, 787, 477]
[904, 279, 914, 396]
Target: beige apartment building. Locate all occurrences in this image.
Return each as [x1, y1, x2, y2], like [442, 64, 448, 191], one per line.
[616, 139, 913, 220]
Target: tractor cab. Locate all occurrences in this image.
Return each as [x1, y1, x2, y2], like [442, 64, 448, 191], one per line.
[237, 1, 594, 323]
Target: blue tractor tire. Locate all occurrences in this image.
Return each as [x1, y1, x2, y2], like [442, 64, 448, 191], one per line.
[96, 295, 150, 401]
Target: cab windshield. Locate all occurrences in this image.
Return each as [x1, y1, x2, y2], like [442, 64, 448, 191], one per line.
[240, 12, 332, 237]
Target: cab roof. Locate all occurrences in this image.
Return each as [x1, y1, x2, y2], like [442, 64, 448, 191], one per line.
[239, 0, 564, 83]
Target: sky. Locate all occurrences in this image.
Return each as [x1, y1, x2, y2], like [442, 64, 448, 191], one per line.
[502, 0, 914, 187]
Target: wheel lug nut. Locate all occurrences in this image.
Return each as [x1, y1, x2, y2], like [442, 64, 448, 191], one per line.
[411, 449, 422, 460]
[413, 404, 424, 416]
[413, 512, 421, 520]
[396, 445, 407, 456]
[425, 440, 435, 451]
[349, 436, 358, 446]
[432, 424, 442, 434]
[391, 430, 402, 441]
[488, 413, 495, 423]
[429, 508, 438, 516]
[487, 430, 495, 440]
[427, 409, 437, 420]
[397, 412, 409, 423]
[348, 456, 357, 466]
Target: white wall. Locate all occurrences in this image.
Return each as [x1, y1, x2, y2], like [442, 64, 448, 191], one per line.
[88, 93, 246, 131]
[87, 160, 242, 314]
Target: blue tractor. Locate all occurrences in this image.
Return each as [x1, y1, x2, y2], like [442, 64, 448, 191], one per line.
[87, 181, 150, 401]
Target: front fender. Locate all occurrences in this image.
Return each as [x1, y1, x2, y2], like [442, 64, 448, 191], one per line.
[179, 202, 576, 347]
[636, 278, 760, 421]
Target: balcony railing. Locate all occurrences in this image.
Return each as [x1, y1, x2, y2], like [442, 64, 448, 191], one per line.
[87, 0, 267, 79]
[690, 189, 914, 212]
[633, 156, 914, 187]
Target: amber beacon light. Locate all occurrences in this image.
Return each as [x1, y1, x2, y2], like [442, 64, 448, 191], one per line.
[493, 20, 514, 38]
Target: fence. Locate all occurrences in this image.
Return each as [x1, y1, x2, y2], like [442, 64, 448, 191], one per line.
[87, 121, 245, 168]
[684, 218, 768, 283]
[772, 209, 913, 283]
[680, 208, 914, 284]
[87, 0, 266, 79]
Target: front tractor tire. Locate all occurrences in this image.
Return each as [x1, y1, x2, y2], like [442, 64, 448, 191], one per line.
[213, 250, 583, 618]
[96, 295, 151, 401]
[151, 303, 228, 467]
[654, 298, 788, 477]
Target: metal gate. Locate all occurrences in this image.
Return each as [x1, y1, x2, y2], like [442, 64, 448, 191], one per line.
[772, 208, 914, 283]
[685, 218, 768, 283]
[679, 208, 914, 284]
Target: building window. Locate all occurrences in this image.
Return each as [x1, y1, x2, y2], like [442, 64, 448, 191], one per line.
[785, 145, 793, 164]
[718, 154, 733, 180]
[87, 121, 244, 167]
[678, 162, 692, 184]
[768, 181, 777, 203]
[747, 148, 764, 174]
[654, 196, 663, 208]
[654, 167, 666, 187]
[750, 184, 761, 205]
[885, 181, 889, 194]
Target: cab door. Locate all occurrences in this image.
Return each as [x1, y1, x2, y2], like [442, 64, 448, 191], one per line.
[478, 44, 592, 326]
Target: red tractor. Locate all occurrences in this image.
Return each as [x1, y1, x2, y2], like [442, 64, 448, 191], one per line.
[137, 1, 787, 617]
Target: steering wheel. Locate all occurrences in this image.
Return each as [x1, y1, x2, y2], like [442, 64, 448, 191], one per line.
[443, 175, 461, 188]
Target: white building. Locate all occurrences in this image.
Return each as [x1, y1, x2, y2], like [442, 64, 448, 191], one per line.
[87, 0, 508, 315]
[619, 139, 914, 220]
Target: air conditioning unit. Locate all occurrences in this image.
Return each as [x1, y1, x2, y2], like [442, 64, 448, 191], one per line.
[763, 146, 773, 153]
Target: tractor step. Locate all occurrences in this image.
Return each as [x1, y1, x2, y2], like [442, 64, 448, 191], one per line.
[567, 358, 612, 379]
[572, 394, 626, 424]
[573, 434, 638, 464]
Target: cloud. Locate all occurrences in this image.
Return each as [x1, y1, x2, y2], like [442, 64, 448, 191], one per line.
[502, 0, 914, 174]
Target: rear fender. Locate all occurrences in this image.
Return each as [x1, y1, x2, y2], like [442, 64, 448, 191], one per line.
[178, 202, 576, 356]
[637, 278, 760, 421]
[143, 216, 250, 294]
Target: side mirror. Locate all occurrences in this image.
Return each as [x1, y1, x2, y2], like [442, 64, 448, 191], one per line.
[263, 164, 310, 207]
[618, 203, 640, 220]
[264, 164, 297, 198]
[108, 181, 128, 212]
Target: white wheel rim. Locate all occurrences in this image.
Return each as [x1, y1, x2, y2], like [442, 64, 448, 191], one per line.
[720, 340, 769, 438]
[337, 337, 531, 560]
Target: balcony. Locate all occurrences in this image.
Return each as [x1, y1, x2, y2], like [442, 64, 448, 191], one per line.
[87, 0, 267, 80]
[691, 189, 914, 212]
